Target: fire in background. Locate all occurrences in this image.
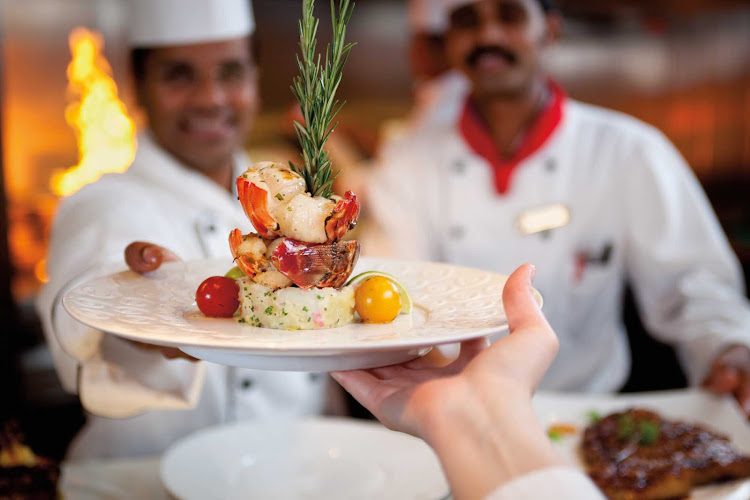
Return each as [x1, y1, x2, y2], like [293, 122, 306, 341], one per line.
[8, 27, 136, 301]
[51, 27, 137, 196]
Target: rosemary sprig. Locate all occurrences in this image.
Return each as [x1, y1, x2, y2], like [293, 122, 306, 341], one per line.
[290, 0, 355, 199]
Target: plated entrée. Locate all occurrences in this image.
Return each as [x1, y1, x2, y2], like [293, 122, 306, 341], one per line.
[194, 0, 409, 329]
[583, 408, 750, 500]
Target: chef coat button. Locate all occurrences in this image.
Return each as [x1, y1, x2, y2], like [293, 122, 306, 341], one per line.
[240, 378, 254, 390]
[451, 160, 466, 174]
[308, 373, 321, 382]
[208, 224, 216, 232]
[449, 225, 465, 239]
[545, 158, 556, 172]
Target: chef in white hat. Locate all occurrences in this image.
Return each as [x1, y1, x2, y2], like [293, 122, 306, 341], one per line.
[366, 0, 750, 412]
[37, 0, 333, 459]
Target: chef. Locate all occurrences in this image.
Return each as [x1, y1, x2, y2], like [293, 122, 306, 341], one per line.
[36, 0, 330, 459]
[366, 0, 750, 412]
[329, 0, 472, 206]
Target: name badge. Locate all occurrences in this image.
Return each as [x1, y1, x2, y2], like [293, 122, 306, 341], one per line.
[516, 203, 571, 236]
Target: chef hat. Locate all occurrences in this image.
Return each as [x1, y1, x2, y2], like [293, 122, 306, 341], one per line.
[442, 0, 557, 15]
[129, 0, 256, 48]
[408, 0, 449, 34]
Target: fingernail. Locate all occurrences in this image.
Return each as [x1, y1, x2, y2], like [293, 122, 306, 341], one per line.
[142, 245, 161, 264]
[529, 264, 536, 282]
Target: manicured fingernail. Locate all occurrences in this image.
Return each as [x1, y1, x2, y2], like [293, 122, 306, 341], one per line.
[142, 245, 160, 264]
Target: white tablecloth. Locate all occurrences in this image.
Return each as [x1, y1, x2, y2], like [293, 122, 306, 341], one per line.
[62, 457, 170, 499]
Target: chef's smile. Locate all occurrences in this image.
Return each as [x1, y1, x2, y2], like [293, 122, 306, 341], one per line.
[179, 112, 237, 142]
[135, 38, 259, 175]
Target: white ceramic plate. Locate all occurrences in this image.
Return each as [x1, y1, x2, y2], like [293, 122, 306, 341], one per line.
[533, 389, 750, 500]
[63, 257, 539, 371]
[160, 418, 449, 500]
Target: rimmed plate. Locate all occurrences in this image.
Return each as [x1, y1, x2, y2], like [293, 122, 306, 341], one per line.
[62, 257, 540, 371]
[160, 418, 449, 500]
[533, 389, 750, 500]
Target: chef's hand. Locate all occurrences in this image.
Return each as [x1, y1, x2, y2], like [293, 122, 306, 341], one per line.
[703, 344, 750, 417]
[332, 264, 565, 500]
[123, 241, 197, 362]
[124, 241, 180, 273]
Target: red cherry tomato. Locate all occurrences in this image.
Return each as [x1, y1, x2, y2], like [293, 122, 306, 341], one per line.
[196, 276, 240, 318]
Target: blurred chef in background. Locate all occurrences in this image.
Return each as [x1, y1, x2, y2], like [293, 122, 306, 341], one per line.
[327, 0, 470, 198]
[365, 0, 750, 413]
[36, 0, 333, 460]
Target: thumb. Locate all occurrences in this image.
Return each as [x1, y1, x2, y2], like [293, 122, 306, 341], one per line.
[125, 241, 180, 274]
[502, 264, 548, 335]
[498, 264, 559, 386]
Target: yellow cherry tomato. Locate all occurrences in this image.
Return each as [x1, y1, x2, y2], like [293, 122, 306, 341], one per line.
[354, 276, 403, 323]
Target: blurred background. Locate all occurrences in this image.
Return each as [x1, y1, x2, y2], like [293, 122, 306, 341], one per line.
[1, 0, 749, 460]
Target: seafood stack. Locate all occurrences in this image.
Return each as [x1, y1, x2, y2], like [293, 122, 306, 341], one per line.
[228, 162, 360, 329]
[195, 0, 408, 329]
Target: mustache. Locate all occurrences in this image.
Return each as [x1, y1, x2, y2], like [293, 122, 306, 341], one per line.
[466, 45, 518, 67]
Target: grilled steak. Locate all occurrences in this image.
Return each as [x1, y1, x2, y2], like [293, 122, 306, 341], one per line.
[582, 408, 750, 500]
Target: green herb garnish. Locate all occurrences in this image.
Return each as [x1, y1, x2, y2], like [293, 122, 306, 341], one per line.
[617, 412, 660, 446]
[617, 413, 635, 440]
[289, 0, 355, 198]
[638, 421, 660, 446]
[586, 410, 602, 424]
[264, 306, 274, 315]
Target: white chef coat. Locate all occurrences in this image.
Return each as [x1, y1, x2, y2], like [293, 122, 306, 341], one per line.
[36, 132, 328, 459]
[365, 90, 750, 392]
[379, 70, 469, 148]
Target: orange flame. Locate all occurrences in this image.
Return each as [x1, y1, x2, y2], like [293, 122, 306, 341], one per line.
[51, 27, 137, 196]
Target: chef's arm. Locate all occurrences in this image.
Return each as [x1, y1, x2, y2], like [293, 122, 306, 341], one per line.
[35, 198, 206, 418]
[622, 130, 750, 386]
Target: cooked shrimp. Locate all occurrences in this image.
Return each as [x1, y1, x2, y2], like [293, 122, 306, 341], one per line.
[229, 230, 293, 289]
[253, 268, 292, 290]
[237, 162, 359, 243]
[228, 229, 269, 278]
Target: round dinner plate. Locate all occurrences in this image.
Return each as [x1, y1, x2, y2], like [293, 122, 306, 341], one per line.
[62, 257, 541, 371]
[160, 418, 449, 500]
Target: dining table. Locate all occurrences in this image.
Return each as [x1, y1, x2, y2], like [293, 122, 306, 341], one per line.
[57, 390, 750, 500]
[61, 456, 170, 499]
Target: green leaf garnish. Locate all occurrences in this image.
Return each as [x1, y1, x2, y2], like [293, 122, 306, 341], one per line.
[617, 413, 635, 440]
[638, 421, 660, 446]
[289, 0, 355, 199]
[617, 412, 660, 446]
[586, 410, 601, 424]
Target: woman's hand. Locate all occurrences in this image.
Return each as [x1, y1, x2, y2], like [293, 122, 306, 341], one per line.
[332, 264, 563, 500]
[332, 263, 557, 439]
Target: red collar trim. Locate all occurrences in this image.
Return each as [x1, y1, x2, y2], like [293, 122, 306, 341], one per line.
[459, 81, 566, 195]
